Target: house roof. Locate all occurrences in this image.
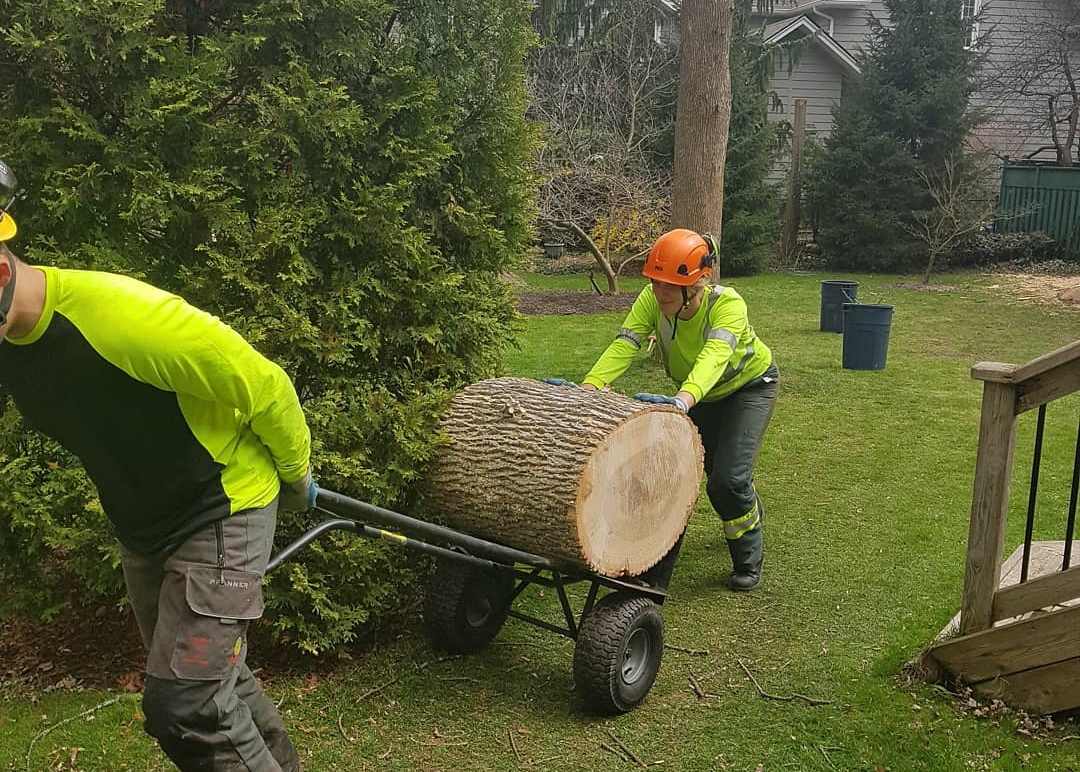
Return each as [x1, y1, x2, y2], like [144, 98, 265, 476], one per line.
[763, 14, 861, 75]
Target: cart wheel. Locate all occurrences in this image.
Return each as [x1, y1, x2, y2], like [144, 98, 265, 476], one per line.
[424, 557, 515, 654]
[573, 592, 664, 714]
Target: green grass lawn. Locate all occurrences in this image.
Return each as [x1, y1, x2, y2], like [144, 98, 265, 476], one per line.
[4, 271, 1080, 771]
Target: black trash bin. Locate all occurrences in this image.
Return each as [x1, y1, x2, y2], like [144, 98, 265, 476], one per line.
[841, 303, 894, 371]
[819, 280, 859, 332]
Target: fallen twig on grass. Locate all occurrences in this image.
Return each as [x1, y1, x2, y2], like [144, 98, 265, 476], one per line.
[354, 657, 454, 704]
[665, 644, 710, 656]
[509, 727, 522, 764]
[26, 696, 123, 772]
[688, 672, 722, 700]
[355, 676, 401, 702]
[737, 660, 833, 707]
[601, 741, 626, 759]
[337, 714, 353, 742]
[606, 728, 647, 768]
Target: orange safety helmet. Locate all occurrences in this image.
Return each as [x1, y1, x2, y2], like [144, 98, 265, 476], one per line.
[642, 229, 718, 286]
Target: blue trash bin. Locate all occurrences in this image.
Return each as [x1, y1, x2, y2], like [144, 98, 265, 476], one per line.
[842, 303, 894, 371]
[820, 280, 859, 333]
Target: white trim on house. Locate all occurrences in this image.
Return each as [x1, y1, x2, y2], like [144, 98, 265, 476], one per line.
[763, 15, 862, 75]
[765, 0, 871, 19]
[960, 0, 982, 49]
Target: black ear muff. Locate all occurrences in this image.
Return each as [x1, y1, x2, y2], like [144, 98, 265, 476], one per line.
[701, 233, 719, 270]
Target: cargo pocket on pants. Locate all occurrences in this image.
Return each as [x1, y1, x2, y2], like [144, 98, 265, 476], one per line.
[171, 565, 264, 681]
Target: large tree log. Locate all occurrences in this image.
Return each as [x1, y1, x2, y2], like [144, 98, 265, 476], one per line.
[425, 377, 703, 577]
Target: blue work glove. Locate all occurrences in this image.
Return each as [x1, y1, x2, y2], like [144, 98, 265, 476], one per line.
[633, 392, 689, 413]
[281, 469, 319, 512]
[543, 378, 578, 387]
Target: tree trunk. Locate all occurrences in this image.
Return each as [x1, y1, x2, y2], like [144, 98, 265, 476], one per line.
[671, 0, 734, 235]
[425, 378, 704, 577]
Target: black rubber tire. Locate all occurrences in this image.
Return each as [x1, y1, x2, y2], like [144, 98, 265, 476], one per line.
[424, 557, 515, 654]
[573, 592, 664, 714]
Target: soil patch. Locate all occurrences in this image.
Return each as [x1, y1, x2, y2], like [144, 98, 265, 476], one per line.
[987, 272, 1080, 309]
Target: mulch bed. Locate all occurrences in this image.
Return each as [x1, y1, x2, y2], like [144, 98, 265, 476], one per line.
[0, 603, 404, 693]
[517, 291, 636, 316]
[0, 607, 147, 693]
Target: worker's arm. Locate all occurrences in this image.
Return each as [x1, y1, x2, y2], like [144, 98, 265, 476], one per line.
[582, 287, 657, 389]
[677, 293, 746, 404]
[86, 278, 312, 484]
[157, 305, 312, 484]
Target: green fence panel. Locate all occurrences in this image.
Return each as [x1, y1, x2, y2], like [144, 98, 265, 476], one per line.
[998, 163, 1080, 255]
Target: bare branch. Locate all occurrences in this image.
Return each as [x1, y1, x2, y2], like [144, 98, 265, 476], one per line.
[529, 0, 675, 294]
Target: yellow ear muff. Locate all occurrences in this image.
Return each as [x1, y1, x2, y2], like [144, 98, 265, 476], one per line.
[0, 213, 16, 242]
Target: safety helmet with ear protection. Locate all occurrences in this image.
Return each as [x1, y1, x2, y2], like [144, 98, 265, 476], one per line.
[642, 228, 718, 286]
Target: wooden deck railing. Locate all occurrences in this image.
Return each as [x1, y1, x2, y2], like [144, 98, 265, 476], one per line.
[960, 339, 1080, 636]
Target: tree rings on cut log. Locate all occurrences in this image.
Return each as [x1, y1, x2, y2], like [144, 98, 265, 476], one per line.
[425, 377, 703, 577]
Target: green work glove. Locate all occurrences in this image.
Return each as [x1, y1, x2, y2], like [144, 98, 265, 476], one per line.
[280, 469, 319, 512]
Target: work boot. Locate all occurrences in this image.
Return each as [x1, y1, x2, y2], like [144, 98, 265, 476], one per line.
[726, 495, 764, 591]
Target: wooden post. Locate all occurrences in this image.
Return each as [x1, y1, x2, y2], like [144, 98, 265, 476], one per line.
[960, 379, 1019, 635]
[780, 98, 807, 262]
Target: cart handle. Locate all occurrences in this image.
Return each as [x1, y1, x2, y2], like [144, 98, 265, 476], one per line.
[266, 514, 517, 576]
[312, 489, 560, 571]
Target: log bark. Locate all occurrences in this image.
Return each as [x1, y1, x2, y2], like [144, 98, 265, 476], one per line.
[425, 378, 704, 577]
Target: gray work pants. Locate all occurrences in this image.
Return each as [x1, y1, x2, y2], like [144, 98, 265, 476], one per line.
[121, 501, 298, 771]
[688, 362, 779, 538]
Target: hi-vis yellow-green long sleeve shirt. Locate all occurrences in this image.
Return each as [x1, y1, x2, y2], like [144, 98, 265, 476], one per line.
[583, 284, 772, 403]
[0, 266, 311, 553]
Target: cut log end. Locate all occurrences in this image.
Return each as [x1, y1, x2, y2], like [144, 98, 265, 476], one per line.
[576, 409, 703, 576]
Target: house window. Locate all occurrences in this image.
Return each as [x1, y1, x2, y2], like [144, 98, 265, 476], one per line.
[961, 0, 981, 48]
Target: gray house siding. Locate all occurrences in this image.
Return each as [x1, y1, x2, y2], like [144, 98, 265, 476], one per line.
[766, 45, 845, 180]
[827, 1, 889, 51]
[755, 2, 890, 181]
[970, 0, 1079, 163]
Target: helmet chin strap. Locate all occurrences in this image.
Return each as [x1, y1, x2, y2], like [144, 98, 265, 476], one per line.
[671, 285, 696, 340]
[0, 257, 17, 329]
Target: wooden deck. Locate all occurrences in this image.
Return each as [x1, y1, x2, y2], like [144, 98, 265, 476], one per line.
[927, 542, 1080, 715]
[921, 341, 1080, 715]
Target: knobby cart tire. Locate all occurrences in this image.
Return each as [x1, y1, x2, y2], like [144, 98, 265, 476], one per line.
[573, 592, 664, 714]
[424, 557, 515, 654]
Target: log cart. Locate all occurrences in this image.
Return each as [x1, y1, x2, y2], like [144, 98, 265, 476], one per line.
[267, 489, 683, 714]
[268, 378, 703, 714]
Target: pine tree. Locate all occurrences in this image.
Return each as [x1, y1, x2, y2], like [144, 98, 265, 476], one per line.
[813, 0, 983, 271]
